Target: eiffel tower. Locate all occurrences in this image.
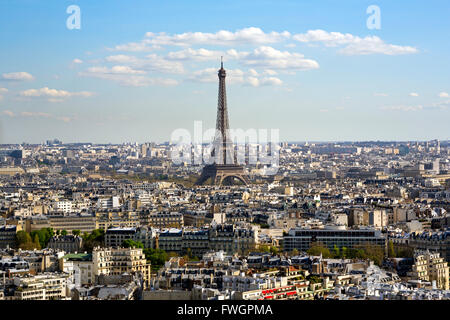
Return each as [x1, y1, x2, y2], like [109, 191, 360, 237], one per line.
[196, 58, 250, 186]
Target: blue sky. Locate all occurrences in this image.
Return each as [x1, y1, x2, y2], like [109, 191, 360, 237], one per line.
[0, 0, 449, 144]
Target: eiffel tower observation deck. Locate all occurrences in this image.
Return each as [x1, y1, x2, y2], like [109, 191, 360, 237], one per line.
[196, 58, 250, 186]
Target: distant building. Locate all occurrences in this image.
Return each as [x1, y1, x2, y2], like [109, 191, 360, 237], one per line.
[409, 250, 449, 290]
[59, 253, 94, 286]
[47, 235, 83, 253]
[105, 227, 137, 247]
[97, 196, 120, 210]
[0, 225, 17, 248]
[92, 247, 151, 289]
[283, 227, 386, 252]
[5, 273, 69, 300]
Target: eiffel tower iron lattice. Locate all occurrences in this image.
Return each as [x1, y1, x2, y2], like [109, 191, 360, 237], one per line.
[196, 59, 250, 186]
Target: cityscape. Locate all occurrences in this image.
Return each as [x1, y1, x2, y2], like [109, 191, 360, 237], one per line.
[1, 0, 450, 308]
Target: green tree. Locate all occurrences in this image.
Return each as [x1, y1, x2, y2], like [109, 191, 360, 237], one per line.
[341, 247, 348, 259]
[186, 248, 193, 259]
[122, 239, 144, 249]
[270, 246, 279, 255]
[143, 248, 169, 271]
[30, 228, 53, 248]
[388, 240, 395, 258]
[307, 243, 332, 258]
[291, 248, 299, 256]
[332, 245, 340, 258]
[33, 234, 41, 250]
[358, 244, 385, 266]
[72, 230, 81, 236]
[61, 230, 68, 236]
[81, 229, 106, 252]
[16, 230, 31, 246]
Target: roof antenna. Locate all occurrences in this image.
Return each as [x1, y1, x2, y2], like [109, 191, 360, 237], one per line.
[221, 56, 223, 68]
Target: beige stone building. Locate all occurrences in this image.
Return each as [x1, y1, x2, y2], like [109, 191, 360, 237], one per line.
[92, 247, 151, 289]
[409, 250, 449, 290]
[8, 273, 69, 300]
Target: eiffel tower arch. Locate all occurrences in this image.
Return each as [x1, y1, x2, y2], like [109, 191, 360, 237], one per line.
[196, 58, 249, 186]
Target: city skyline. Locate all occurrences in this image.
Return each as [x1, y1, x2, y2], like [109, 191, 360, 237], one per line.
[1, 0, 450, 144]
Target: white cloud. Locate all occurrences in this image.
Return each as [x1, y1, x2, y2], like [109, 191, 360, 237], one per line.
[0, 88, 8, 101]
[19, 87, 94, 100]
[110, 42, 160, 52]
[166, 48, 221, 61]
[263, 69, 278, 76]
[374, 93, 388, 97]
[293, 30, 418, 55]
[105, 54, 184, 74]
[73, 58, 83, 64]
[381, 105, 424, 112]
[105, 55, 140, 64]
[258, 77, 283, 86]
[144, 27, 291, 47]
[2, 72, 34, 81]
[110, 28, 290, 52]
[20, 111, 72, 122]
[80, 66, 177, 87]
[409, 92, 419, 97]
[2, 110, 15, 117]
[1, 110, 72, 122]
[189, 68, 282, 87]
[227, 46, 319, 70]
[381, 101, 450, 112]
[439, 92, 449, 98]
[87, 66, 146, 75]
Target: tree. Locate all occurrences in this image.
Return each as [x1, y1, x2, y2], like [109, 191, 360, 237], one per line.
[270, 246, 279, 255]
[122, 239, 144, 249]
[72, 230, 81, 236]
[81, 229, 106, 252]
[258, 245, 271, 253]
[186, 247, 191, 258]
[143, 248, 169, 271]
[33, 234, 41, 250]
[291, 248, 299, 256]
[341, 247, 348, 259]
[307, 243, 331, 258]
[30, 228, 54, 248]
[332, 245, 340, 258]
[16, 230, 31, 246]
[359, 244, 384, 266]
[388, 241, 395, 258]
[61, 230, 68, 236]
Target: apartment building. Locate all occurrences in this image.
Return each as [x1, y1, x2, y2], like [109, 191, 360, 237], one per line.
[8, 273, 69, 300]
[47, 235, 83, 253]
[59, 253, 94, 286]
[92, 247, 151, 289]
[96, 211, 140, 230]
[409, 250, 449, 290]
[48, 214, 97, 233]
[283, 226, 386, 252]
[0, 225, 17, 248]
